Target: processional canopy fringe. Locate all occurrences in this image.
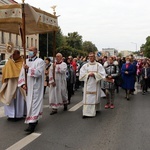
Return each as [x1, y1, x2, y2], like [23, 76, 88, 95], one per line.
[0, 3, 58, 35]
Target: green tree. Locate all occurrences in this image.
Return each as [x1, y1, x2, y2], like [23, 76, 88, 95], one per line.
[140, 44, 145, 52]
[39, 27, 64, 59]
[82, 41, 98, 53]
[65, 32, 83, 50]
[56, 46, 74, 57]
[57, 46, 87, 58]
[139, 44, 145, 57]
[143, 36, 150, 58]
[117, 52, 122, 57]
[39, 29, 98, 59]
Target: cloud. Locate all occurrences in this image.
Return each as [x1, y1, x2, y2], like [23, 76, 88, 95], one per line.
[15, 0, 150, 51]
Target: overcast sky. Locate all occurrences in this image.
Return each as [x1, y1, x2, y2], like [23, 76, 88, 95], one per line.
[16, 0, 150, 51]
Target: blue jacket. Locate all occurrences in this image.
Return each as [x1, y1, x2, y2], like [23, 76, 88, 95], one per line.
[121, 63, 135, 90]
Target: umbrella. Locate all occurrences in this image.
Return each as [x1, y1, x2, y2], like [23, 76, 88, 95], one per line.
[0, 1, 58, 93]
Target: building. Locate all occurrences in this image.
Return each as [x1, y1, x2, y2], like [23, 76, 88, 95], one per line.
[0, 0, 39, 60]
[102, 48, 118, 57]
[120, 50, 133, 57]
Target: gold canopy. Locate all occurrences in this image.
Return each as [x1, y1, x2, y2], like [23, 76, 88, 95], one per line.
[0, 3, 58, 35]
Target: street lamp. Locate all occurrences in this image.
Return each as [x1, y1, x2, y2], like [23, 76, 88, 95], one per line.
[131, 42, 137, 51]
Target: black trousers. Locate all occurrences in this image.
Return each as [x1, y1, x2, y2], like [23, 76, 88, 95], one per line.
[67, 82, 73, 101]
[142, 78, 149, 92]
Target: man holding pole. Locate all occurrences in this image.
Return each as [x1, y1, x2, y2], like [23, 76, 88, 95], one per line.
[18, 47, 45, 134]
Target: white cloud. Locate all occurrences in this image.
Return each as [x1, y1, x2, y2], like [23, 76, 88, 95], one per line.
[15, 0, 150, 51]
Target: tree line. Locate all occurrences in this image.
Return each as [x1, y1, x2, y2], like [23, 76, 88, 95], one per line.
[39, 27, 150, 59]
[141, 36, 150, 58]
[39, 27, 98, 59]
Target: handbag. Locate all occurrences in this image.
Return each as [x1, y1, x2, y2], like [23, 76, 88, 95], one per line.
[104, 78, 114, 83]
[115, 75, 123, 86]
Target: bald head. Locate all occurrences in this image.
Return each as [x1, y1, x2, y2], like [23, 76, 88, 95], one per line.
[56, 53, 63, 62]
[56, 53, 62, 57]
[28, 47, 37, 58]
[29, 47, 37, 52]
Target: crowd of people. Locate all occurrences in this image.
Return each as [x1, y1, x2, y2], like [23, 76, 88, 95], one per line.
[0, 47, 150, 134]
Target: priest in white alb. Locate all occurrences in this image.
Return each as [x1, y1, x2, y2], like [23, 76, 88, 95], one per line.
[18, 47, 45, 134]
[49, 53, 68, 115]
[79, 52, 106, 118]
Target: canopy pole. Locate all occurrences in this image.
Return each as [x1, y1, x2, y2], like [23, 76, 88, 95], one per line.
[22, 0, 27, 95]
[52, 31, 56, 81]
[51, 6, 57, 81]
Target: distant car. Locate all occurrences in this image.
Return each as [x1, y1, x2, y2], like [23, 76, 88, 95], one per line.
[0, 59, 8, 74]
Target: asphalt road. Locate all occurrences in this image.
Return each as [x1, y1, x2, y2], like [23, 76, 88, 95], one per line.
[0, 84, 150, 150]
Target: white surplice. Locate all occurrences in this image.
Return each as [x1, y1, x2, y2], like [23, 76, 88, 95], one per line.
[18, 57, 45, 124]
[49, 62, 68, 109]
[79, 61, 106, 117]
[4, 88, 26, 118]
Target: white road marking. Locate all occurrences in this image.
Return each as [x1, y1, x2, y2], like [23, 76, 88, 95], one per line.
[0, 105, 49, 118]
[0, 106, 5, 117]
[43, 105, 49, 108]
[44, 103, 83, 112]
[0, 102, 84, 119]
[68, 101, 83, 111]
[134, 82, 142, 94]
[6, 133, 41, 150]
